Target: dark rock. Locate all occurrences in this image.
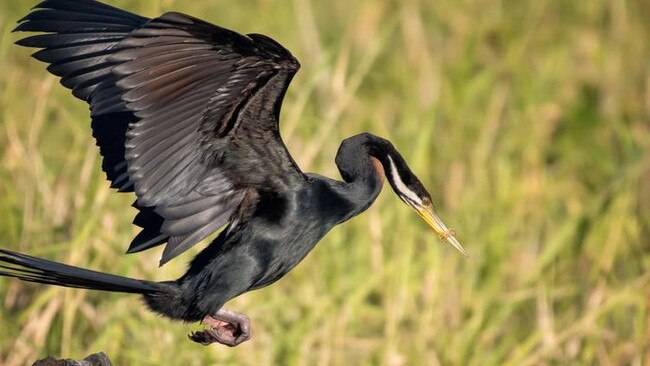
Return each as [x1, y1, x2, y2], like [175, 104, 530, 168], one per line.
[32, 352, 113, 366]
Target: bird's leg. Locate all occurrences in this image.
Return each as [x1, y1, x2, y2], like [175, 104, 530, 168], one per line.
[188, 308, 251, 347]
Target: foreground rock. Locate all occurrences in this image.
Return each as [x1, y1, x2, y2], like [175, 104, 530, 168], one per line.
[32, 352, 113, 366]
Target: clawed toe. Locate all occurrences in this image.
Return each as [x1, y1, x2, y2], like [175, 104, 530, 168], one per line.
[188, 330, 215, 346]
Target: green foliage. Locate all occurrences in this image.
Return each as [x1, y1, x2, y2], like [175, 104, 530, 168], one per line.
[1, 0, 649, 365]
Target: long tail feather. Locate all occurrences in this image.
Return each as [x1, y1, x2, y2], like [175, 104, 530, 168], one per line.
[0, 249, 161, 294]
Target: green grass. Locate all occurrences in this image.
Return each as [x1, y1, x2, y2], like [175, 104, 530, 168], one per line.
[1, 0, 649, 365]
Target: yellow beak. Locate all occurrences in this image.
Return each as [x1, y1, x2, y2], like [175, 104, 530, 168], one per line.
[415, 204, 467, 256]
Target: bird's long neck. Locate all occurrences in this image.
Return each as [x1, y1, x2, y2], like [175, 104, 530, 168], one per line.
[334, 134, 387, 219]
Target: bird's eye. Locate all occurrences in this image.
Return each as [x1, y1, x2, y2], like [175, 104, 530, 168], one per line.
[420, 196, 431, 206]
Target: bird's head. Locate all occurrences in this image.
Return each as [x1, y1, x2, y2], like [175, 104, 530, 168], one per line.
[365, 135, 467, 256]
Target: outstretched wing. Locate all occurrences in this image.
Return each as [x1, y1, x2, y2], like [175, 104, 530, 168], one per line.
[16, 1, 304, 265]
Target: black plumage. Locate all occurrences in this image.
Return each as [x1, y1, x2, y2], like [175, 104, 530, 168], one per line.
[0, 0, 465, 347]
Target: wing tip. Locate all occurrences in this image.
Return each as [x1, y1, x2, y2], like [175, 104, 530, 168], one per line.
[158, 246, 181, 267]
[126, 234, 167, 255]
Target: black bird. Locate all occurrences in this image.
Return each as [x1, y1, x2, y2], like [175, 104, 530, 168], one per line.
[0, 0, 466, 347]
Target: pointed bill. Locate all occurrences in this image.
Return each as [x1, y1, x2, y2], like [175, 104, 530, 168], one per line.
[415, 204, 467, 256]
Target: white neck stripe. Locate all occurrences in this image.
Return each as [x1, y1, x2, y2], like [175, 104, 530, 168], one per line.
[387, 156, 422, 205]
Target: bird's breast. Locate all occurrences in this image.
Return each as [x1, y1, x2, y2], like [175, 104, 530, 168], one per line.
[242, 186, 341, 290]
[246, 210, 330, 290]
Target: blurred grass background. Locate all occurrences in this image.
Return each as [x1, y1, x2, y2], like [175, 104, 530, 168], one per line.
[0, 0, 649, 365]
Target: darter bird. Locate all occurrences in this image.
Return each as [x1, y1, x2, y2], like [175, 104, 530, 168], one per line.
[0, 0, 466, 346]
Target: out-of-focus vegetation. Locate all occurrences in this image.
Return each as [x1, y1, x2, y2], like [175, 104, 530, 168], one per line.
[0, 0, 649, 365]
